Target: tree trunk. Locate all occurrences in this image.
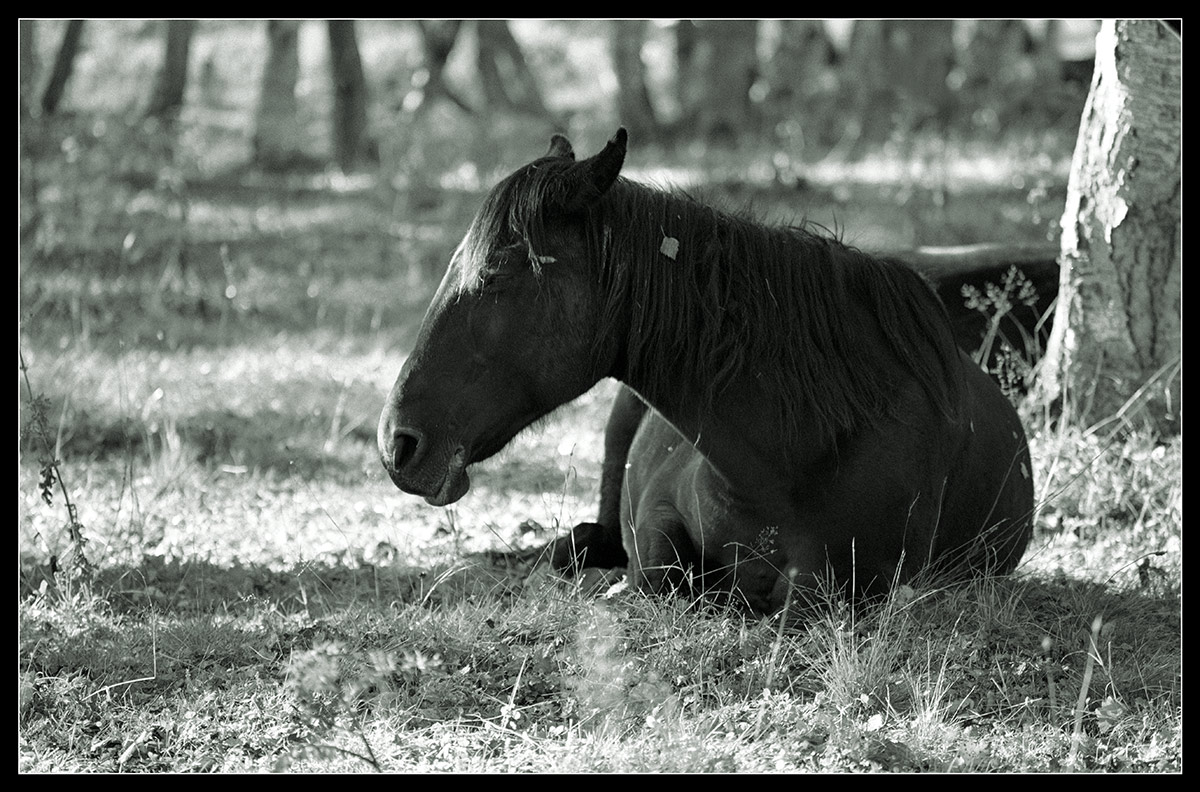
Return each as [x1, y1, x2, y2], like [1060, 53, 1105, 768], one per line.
[765, 20, 835, 106]
[20, 20, 41, 241]
[610, 20, 659, 142]
[40, 20, 85, 115]
[762, 20, 837, 146]
[679, 20, 758, 144]
[327, 20, 375, 171]
[475, 20, 550, 118]
[253, 21, 303, 171]
[843, 20, 955, 147]
[841, 20, 890, 144]
[20, 20, 38, 119]
[146, 20, 196, 119]
[1035, 20, 1181, 435]
[409, 20, 474, 116]
[958, 21, 1035, 120]
[674, 20, 698, 126]
[886, 20, 956, 133]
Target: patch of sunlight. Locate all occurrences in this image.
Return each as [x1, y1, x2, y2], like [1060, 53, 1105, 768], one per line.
[806, 148, 1070, 191]
[438, 161, 483, 192]
[322, 170, 376, 194]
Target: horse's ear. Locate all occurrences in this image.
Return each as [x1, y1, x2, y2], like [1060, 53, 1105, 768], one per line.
[559, 127, 627, 214]
[546, 134, 575, 160]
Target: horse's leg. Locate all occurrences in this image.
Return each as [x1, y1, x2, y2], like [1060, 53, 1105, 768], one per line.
[550, 385, 646, 572]
[596, 385, 647, 531]
[625, 504, 699, 598]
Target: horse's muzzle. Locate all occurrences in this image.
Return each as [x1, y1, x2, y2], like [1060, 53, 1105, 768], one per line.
[380, 421, 471, 506]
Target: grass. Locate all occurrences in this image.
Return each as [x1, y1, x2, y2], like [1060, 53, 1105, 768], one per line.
[18, 262, 1183, 773]
[20, 21, 1179, 773]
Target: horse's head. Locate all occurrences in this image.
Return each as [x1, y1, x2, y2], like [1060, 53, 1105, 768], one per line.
[378, 129, 628, 505]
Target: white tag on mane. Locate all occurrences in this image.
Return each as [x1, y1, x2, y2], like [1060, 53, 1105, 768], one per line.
[660, 236, 679, 260]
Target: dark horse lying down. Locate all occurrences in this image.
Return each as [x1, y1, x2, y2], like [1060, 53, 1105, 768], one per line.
[378, 129, 1034, 614]
[558, 244, 1057, 578]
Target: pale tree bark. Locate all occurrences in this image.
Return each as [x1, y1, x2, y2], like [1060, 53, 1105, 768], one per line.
[253, 20, 303, 171]
[1035, 20, 1181, 435]
[146, 20, 196, 119]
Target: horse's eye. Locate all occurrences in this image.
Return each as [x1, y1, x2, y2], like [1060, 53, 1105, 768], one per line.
[478, 265, 510, 292]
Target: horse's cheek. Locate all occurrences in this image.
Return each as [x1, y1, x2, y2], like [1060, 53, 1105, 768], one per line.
[466, 298, 515, 358]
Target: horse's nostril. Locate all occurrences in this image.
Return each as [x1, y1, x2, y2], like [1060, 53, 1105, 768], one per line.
[392, 427, 425, 473]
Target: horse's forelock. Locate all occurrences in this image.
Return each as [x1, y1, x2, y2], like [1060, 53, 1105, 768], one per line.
[451, 162, 572, 289]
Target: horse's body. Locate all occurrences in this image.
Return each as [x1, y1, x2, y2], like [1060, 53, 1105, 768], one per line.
[379, 130, 1034, 613]
[554, 245, 1057, 589]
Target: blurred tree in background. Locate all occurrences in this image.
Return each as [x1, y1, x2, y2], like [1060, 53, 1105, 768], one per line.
[676, 20, 760, 143]
[146, 20, 196, 119]
[20, 20, 40, 119]
[475, 20, 552, 122]
[409, 21, 473, 116]
[610, 21, 660, 143]
[843, 21, 956, 150]
[759, 20, 837, 149]
[253, 21, 303, 171]
[327, 20, 376, 171]
[38, 19, 85, 116]
[18, 19, 1110, 176]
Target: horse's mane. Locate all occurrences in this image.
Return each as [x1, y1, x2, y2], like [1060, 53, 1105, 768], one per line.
[477, 163, 965, 445]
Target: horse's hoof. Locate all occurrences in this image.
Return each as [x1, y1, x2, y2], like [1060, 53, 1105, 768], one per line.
[550, 522, 628, 572]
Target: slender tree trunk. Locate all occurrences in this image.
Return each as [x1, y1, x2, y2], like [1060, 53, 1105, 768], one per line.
[327, 20, 375, 171]
[20, 20, 41, 241]
[610, 20, 659, 142]
[843, 20, 955, 148]
[1029, 20, 1067, 87]
[765, 20, 835, 109]
[674, 20, 699, 128]
[889, 20, 956, 131]
[841, 20, 890, 144]
[1035, 21, 1181, 434]
[40, 20, 85, 115]
[253, 21, 303, 171]
[958, 21, 1034, 116]
[146, 20, 196, 119]
[20, 20, 39, 119]
[762, 20, 837, 147]
[410, 20, 473, 115]
[682, 20, 758, 143]
[475, 20, 550, 118]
